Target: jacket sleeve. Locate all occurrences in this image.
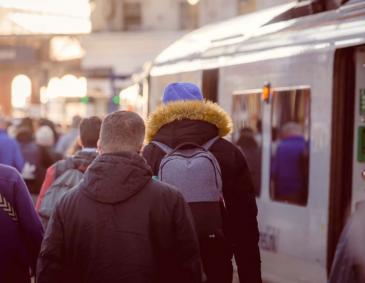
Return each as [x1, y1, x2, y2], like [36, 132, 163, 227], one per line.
[173, 193, 203, 283]
[14, 173, 44, 275]
[37, 204, 65, 283]
[229, 148, 262, 283]
[35, 165, 56, 212]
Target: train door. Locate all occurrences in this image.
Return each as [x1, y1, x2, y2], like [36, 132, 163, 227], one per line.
[351, 46, 365, 210]
[327, 46, 364, 272]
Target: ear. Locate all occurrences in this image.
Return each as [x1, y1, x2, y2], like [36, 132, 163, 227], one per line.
[97, 139, 103, 155]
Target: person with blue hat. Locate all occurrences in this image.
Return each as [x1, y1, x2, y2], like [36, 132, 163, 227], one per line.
[162, 82, 204, 103]
[143, 82, 262, 283]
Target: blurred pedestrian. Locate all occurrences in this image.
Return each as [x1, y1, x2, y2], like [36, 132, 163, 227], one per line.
[64, 137, 82, 157]
[35, 117, 101, 223]
[35, 125, 62, 162]
[0, 115, 24, 172]
[143, 82, 262, 283]
[34, 126, 62, 192]
[55, 115, 81, 156]
[236, 127, 262, 195]
[271, 122, 309, 205]
[37, 111, 202, 283]
[16, 122, 58, 200]
[38, 118, 60, 145]
[0, 164, 43, 283]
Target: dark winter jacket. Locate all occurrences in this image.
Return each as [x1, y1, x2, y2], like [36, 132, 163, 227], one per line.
[236, 134, 261, 195]
[35, 149, 97, 211]
[37, 152, 202, 283]
[0, 129, 24, 172]
[143, 100, 262, 283]
[0, 164, 43, 283]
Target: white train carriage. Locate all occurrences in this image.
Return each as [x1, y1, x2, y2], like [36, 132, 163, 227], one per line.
[146, 1, 365, 282]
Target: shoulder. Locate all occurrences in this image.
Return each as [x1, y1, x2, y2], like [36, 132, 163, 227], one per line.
[53, 157, 75, 177]
[54, 185, 83, 215]
[7, 136, 19, 148]
[142, 143, 154, 153]
[0, 164, 21, 184]
[146, 179, 185, 204]
[211, 138, 245, 160]
[0, 165, 26, 199]
[143, 142, 162, 154]
[212, 137, 239, 150]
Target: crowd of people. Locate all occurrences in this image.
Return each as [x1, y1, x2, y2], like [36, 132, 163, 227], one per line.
[0, 82, 261, 283]
[1, 82, 362, 283]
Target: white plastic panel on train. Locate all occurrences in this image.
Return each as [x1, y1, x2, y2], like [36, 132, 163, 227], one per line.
[152, 2, 297, 67]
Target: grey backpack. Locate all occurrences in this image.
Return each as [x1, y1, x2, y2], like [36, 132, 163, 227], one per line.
[39, 168, 83, 229]
[152, 137, 224, 238]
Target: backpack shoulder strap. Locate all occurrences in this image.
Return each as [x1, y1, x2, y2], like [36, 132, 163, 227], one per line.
[55, 157, 75, 179]
[202, 136, 220, 151]
[151, 141, 174, 154]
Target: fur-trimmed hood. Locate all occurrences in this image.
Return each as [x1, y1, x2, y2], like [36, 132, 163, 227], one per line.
[146, 100, 232, 143]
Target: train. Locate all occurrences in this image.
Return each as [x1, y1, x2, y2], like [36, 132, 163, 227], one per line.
[143, 1, 365, 282]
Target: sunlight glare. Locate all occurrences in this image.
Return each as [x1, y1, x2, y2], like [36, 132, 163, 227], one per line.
[11, 74, 32, 108]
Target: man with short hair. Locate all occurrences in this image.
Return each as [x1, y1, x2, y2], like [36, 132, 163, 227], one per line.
[35, 116, 102, 211]
[37, 111, 202, 283]
[0, 115, 24, 172]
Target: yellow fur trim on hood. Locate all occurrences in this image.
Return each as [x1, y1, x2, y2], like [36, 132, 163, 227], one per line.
[146, 100, 233, 143]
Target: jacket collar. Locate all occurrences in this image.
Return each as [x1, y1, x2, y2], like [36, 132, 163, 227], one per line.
[81, 152, 152, 204]
[146, 100, 232, 143]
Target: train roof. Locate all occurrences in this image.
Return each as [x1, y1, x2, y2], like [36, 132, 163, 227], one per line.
[151, 0, 365, 76]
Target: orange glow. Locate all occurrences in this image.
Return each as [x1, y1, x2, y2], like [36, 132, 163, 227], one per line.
[262, 83, 271, 102]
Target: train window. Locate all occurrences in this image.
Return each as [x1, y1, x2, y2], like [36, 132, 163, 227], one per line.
[270, 88, 310, 206]
[232, 92, 262, 196]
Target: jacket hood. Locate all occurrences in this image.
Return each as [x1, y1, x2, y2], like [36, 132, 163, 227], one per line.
[71, 150, 98, 173]
[146, 100, 232, 143]
[80, 152, 152, 204]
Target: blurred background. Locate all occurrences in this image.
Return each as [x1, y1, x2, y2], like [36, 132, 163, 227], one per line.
[0, 0, 346, 125]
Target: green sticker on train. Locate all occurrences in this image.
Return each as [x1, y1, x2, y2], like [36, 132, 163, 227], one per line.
[360, 89, 365, 116]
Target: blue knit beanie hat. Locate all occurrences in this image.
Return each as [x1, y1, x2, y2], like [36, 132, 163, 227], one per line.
[162, 82, 203, 104]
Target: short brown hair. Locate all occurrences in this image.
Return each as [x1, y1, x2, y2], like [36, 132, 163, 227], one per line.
[99, 111, 145, 153]
[79, 116, 102, 148]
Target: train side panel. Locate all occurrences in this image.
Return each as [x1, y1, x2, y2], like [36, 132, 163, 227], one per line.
[218, 48, 335, 283]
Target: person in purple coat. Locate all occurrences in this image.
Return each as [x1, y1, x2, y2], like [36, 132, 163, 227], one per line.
[271, 122, 309, 205]
[0, 116, 24, 172]
[0, 164, 44, 283]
